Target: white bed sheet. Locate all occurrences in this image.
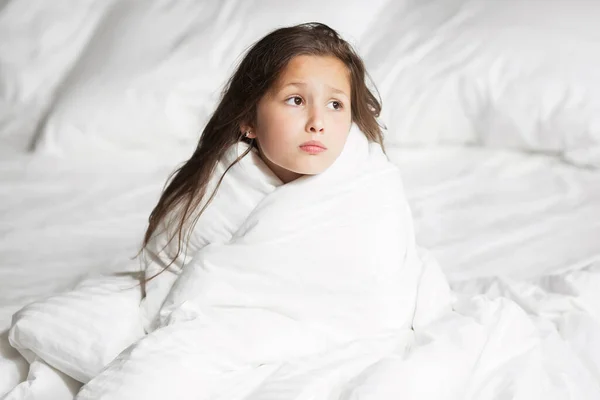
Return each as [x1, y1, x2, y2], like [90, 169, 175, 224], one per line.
[0, 153, 176, 396]
[388, 146, 600, 281]
[0, 155, 174, 332]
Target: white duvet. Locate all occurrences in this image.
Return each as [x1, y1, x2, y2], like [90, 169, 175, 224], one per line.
[6, 127, 600, 399]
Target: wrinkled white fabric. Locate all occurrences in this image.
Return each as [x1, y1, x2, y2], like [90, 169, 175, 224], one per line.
[72, 127, 600, 399]
[75, 126, 433, 398]
[140, 135, 283, 333]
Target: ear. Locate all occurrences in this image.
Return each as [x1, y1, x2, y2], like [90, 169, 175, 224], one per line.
[240, 123, 257, 139]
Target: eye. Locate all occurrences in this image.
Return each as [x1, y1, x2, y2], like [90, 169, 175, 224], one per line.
[327, 100, 344, 111]
[285, 96, 304, 106]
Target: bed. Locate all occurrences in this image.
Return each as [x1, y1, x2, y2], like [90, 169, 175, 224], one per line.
[1, 0, 599, 398]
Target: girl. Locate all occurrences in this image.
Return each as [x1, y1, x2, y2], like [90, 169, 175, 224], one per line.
[138, 22, 387, 332]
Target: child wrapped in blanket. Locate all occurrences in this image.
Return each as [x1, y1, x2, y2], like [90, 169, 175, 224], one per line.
[106, 22, 438, 398]
[37, 22, 586, 400]
[138, 21, 426, 335]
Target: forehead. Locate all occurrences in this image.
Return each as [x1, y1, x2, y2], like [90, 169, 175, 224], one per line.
[274, 55, 351, 92]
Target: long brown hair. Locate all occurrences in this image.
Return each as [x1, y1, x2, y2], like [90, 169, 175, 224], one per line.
[139, 22, 384, 279]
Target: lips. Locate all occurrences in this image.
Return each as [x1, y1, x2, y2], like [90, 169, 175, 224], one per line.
[299, 140, 327, 154]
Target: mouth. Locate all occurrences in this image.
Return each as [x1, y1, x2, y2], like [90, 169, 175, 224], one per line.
[299, 140, 327, 154]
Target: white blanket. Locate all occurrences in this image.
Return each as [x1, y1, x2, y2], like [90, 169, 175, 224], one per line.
[74, 127, 599, 399]
[8, 127, 600, 399]
[75, 125, 429, 396]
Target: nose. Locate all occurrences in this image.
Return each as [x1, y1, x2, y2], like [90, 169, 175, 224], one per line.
[306, 106, 324, 134]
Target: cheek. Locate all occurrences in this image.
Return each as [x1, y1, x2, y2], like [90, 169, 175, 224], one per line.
[331, 116, 352, 144]
[256, 106, 299, 144]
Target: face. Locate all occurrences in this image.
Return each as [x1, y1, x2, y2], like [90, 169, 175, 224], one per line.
[242, 55, 352, 183]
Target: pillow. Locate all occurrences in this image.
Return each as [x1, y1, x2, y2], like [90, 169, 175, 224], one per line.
[362, 0, 600, 167]
[32, 0, 392, 161]
[0, 0, 113, 154]
[8, 275, 145, 383]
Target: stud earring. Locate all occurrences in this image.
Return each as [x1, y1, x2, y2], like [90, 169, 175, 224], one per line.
[245, 131, 252, 138]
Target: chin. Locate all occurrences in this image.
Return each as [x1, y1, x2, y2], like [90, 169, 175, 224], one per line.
[295, 163, 331, 176]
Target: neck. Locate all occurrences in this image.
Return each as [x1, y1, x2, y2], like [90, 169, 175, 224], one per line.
[257, 148, 303, 184]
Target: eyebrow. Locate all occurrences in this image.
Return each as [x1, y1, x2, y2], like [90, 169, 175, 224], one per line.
[281, 82, 349, 98]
